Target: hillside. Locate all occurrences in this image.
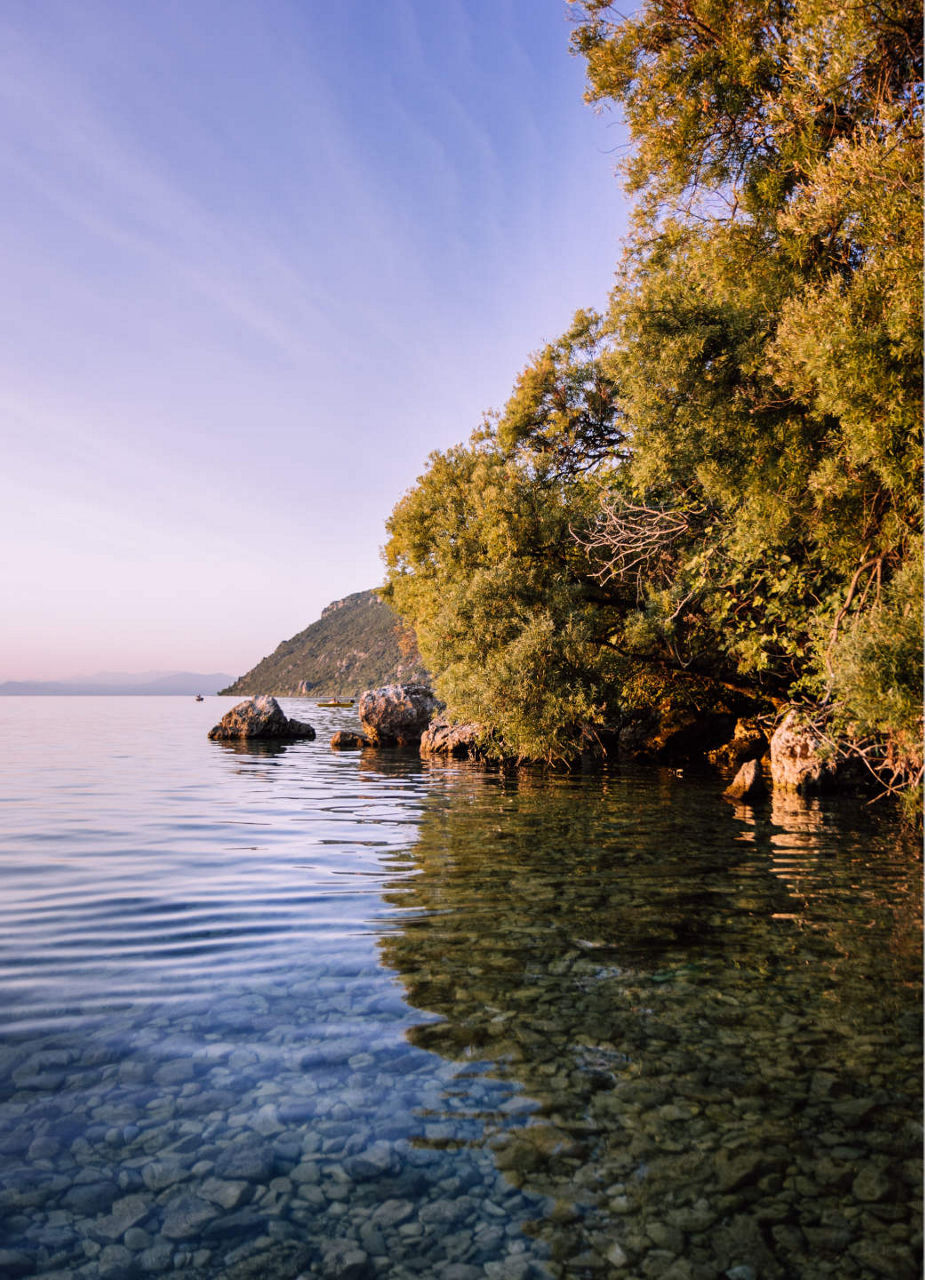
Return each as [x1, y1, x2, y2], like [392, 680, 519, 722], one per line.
[220, 590, 428, 698]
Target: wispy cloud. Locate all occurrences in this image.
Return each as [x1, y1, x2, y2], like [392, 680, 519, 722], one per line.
[0, 41, 333, 364]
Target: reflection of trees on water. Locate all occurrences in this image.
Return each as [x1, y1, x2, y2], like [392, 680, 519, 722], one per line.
[374, 759, 922, 1279]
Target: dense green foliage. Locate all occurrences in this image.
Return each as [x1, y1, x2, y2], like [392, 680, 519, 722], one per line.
[383, 0, 922, 785]
[221, 590, 427, 698]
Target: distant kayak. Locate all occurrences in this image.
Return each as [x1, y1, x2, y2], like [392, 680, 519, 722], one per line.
[316, 699, 354, 708]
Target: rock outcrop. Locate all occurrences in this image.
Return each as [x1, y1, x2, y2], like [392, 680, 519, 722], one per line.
[330, 731, 371, 751]
[769, 710, 840, 793]
[208, 696, 315, 742]
[723, 758, 767, 801]
[708, 719, 769, 770]
[357, 684, 443, 747]
[420, 717, 483, 759]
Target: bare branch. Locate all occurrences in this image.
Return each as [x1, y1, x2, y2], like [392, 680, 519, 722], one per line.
[576, 494, 703, 589]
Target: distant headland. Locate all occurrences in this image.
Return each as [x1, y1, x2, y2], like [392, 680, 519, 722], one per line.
[0, 671, 236, 696]
[220, 589, 428, 699]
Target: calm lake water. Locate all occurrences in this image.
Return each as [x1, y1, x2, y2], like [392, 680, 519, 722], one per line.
[0, 696, 920, 1280]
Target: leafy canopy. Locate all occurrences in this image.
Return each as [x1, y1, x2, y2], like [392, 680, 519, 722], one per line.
[382, 0, 922, 780]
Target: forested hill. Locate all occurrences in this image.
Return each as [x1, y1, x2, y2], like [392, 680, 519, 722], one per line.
[220, 590, 428, 698]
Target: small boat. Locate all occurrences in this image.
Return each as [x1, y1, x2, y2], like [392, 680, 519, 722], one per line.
[195, 695, 204, 702]
[316, 699, 354, 708]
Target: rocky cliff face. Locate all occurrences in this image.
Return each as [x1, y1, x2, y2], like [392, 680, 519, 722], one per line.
[220, 590, 429, 698]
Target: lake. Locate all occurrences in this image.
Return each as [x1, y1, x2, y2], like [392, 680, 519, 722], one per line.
[0, 696, 920, 1279]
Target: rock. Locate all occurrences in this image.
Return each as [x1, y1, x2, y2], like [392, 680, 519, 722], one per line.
[646, 1221, 684, 1253]
[251, 1101, 283, 1135]
[803, 1224, 853, 1252]
[715, 1148, 766, 1192]
[93, 1193, 151, 1240]
[723, 758, 767, 801]
[141, 1157, 190, 1192]
[321, 1239, 372, 1279]
[850, 1239, 918, 1279]
[62, 1180, 120, 1216]
[154, 1058, 194, 1086]
[160, 1193, 220, 1240]
[357, 684, 443, 747]
[208, 696, 315, 742]
[138, 1242, 174, 1273]
[371, 1198, 414, 1228]
[214, 1136, 276, 1183]
[343, 1141, 395, 1181]
[852, 1164, 891, 1201]
[123, 1228, 152, 1251]
[201, 1207, 267, 1241]
[419, 717, 483, 758]
[606, 1242, 629, 1267]
[357, 1219, 387, 1257]
[831, 1096, 880, 1124]
[27, 1134, 61, 1160]
[200, 1177, 252, 1209]
[769, 709, 840, 793]
[0, 1251, 33, 1278]
[97, 1243, 135, 1279]
[708, 719, 768, 769]
[419, 1197, 471, 1227]
[330, 731, 372, 750]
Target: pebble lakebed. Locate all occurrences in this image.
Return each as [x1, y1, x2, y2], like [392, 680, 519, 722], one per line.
[0, 697, 920, 1279]
[0, 975, 553, 1280]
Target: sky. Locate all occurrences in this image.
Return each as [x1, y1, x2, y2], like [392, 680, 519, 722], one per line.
[0, 0, 629, 682]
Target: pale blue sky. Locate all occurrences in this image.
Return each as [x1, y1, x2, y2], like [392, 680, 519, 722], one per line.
[1, 0, 627, 681]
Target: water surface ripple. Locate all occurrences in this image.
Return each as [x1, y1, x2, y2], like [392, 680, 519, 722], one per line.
[0, 696, 920, 1279]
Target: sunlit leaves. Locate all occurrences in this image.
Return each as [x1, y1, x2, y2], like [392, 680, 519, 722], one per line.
[381, 0, 921, 781]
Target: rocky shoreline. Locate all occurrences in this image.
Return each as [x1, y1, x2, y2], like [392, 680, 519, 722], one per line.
[209, 689, 870, 802]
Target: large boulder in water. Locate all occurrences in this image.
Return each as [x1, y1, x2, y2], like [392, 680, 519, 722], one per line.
[330, 731, 371, 751]
[208, 696, 315, 741]
[723, 758, 767, 802]
[358, 684, 443, 747]
[769, 709, 840, 793]
[420, 717, 483, 759]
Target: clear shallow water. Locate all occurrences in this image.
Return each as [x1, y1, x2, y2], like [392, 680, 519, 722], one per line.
[0, 697, 920, 1279]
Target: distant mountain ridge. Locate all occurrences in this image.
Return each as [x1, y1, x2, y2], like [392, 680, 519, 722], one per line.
[220, 589, 428, 698]
[0, 672, 235, 695]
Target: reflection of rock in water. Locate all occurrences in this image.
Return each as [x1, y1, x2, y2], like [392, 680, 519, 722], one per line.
[376, 761, 923, 1279]
[212, 738, 293, 759]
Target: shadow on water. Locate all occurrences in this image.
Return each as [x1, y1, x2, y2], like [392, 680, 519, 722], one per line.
[371, 758, 923, 1279]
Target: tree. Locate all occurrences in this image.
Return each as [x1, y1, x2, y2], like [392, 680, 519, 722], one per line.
[382, 422, 617, 761]
[569, 0, 923, 782]
[381, 0, 922, 788]
[496, 309, 627, 479]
